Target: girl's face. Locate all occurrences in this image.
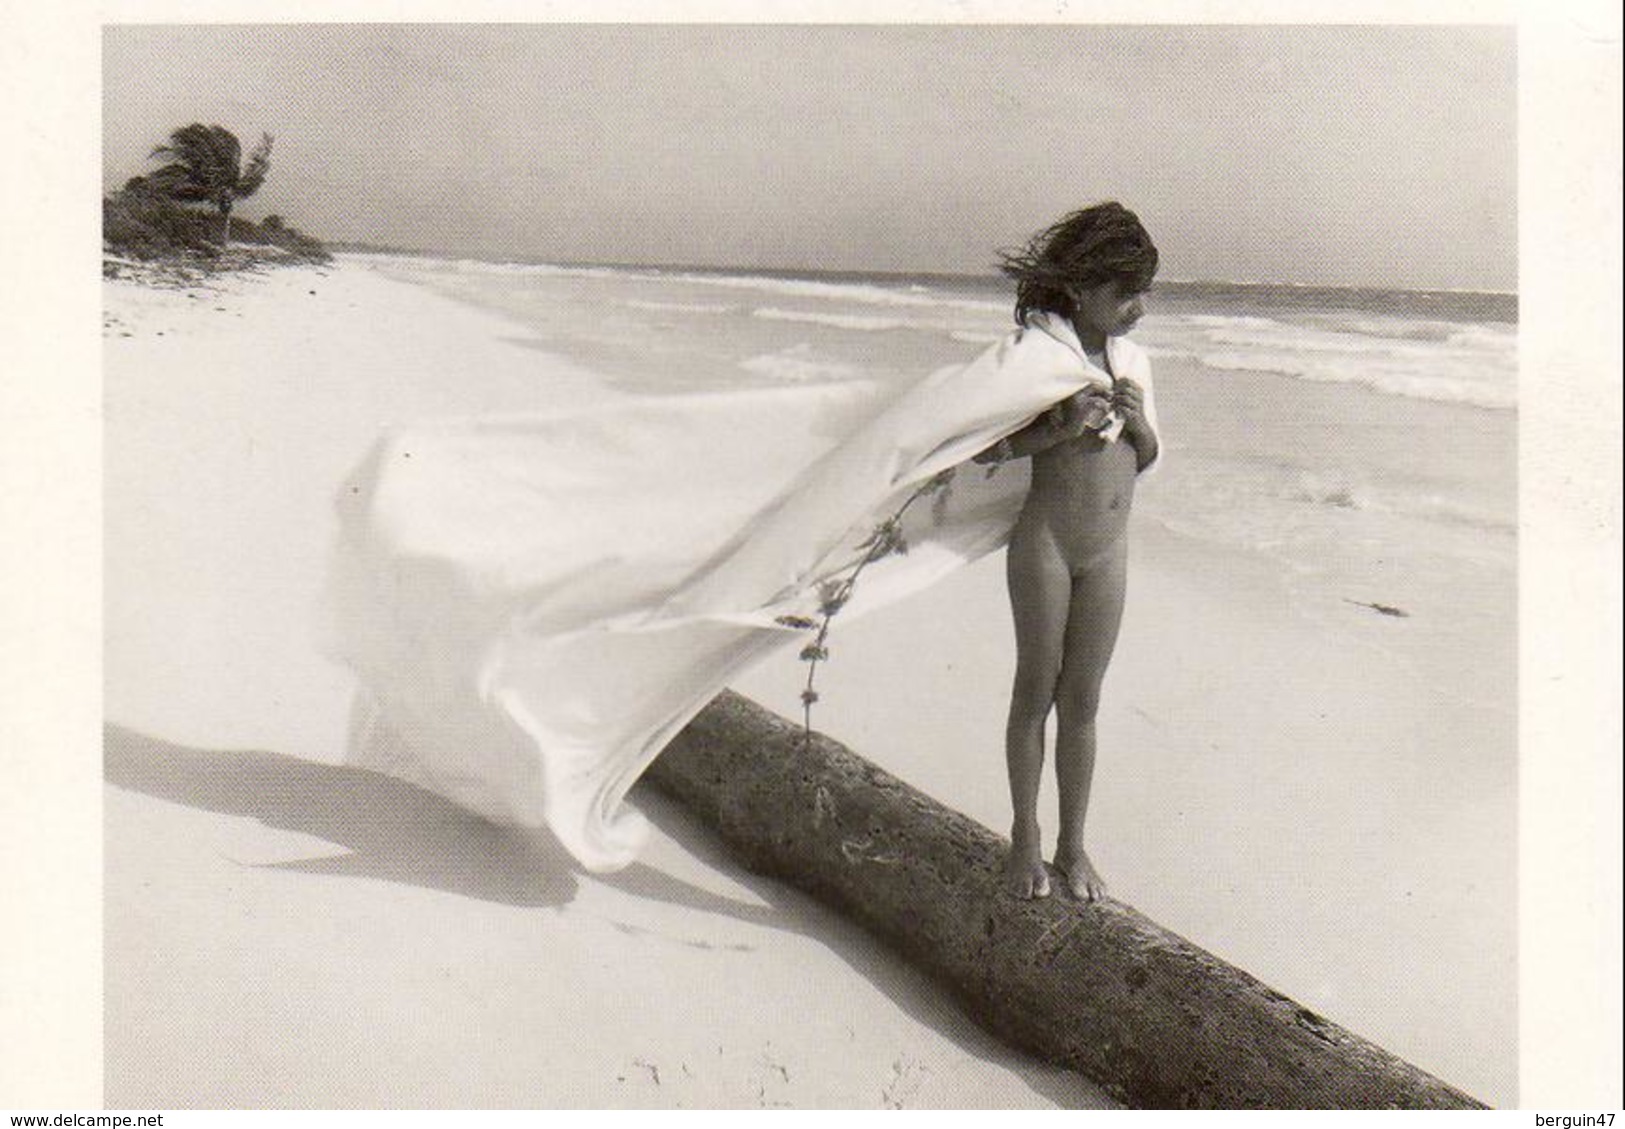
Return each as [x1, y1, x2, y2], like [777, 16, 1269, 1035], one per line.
[1069, 280, 1148, 340]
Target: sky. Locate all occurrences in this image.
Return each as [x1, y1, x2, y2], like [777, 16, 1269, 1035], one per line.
[102, 23, 1518, 290]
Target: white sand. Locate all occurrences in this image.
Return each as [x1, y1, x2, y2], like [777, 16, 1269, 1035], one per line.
[104, 256, 1513, 1108]
[102, 260, 1111, 1109]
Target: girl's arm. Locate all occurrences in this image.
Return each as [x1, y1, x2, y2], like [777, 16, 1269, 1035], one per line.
[1124, 418, 1159, 472]
[973, 389, 1110, 464]
[1112, 377, 1160, 473]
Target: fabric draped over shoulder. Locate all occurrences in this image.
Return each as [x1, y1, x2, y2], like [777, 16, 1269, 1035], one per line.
[323, 315, 1152, 871]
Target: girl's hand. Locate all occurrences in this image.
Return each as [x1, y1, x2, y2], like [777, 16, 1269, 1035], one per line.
[1113, 377, 1159, 470]
[1111, 378, 1146, 425]
[1052, 389, 1113, 436]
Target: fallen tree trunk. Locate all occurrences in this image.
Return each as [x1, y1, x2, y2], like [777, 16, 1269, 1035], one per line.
[646, 690, 1486, 1110]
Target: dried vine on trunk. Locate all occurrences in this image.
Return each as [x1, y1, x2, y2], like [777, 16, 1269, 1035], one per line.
[775, 467, 959, 744]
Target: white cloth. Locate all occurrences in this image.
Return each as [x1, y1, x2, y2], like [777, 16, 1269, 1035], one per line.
[323, 313, 1159, 870]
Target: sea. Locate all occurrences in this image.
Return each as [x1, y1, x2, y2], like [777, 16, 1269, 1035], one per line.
[345, 250, 1519, 1105]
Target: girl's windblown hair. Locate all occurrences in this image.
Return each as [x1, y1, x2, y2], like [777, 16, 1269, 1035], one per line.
[1000, 202, 1159, 326]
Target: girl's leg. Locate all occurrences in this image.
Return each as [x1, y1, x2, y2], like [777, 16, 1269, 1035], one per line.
[1052, 541, 1129, 901]
[1002, 520, 1073, 898]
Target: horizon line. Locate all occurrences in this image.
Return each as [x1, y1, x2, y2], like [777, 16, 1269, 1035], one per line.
[328, 242, 1519, 299]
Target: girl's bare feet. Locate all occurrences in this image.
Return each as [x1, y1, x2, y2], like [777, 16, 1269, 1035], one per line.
[1053, 846, 1106, 902]
[1003, 827, 1051, 899]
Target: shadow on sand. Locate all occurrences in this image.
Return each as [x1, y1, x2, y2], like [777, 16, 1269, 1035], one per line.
[104, 722, 1102, 1107]
[104, 723, 582, 906]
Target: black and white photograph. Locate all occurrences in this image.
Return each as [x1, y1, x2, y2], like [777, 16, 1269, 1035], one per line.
[2, 3, 1620, 1116]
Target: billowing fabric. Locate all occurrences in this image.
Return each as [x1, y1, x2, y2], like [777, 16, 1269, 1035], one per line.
[323, 313, 1158, 871]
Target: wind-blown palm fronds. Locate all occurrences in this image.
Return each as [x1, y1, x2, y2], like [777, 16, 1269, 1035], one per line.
[148, 123, 273, 246]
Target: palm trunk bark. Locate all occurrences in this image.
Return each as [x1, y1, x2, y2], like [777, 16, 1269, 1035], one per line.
[645, 690, 1487, 1110]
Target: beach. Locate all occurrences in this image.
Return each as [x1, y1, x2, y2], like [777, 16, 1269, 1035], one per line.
[102, 254, 1517, 1108]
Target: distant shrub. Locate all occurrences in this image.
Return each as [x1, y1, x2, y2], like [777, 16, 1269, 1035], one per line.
[103, 189, 330, 265]
[252, 216, 330, 262]
[103, 192, 221, 260]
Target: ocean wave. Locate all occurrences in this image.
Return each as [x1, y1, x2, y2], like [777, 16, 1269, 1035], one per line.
[737, 344, 863, 384]
[751, 307, 912, 332]
[448, 258, 638, 281]
[1157, 303, 1519, 410]
[1199, 321, 1515, 366]
[1318, 316, 1517, 345]
[1175, 308, 1513, 340]
[1444, 325, 1518, 350]
[751, 305, 1019, 343]
[624, 298, 736, 315]
[350, 252, 609, 279]
[658, 270, 1007, 314]
[1182, 314, 1282, 331]
[1197, 349, 1516, 410]
[949, 329, 1004, 345]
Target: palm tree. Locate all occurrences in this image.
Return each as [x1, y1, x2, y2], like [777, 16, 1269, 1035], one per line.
[148, 124, 272, 247]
